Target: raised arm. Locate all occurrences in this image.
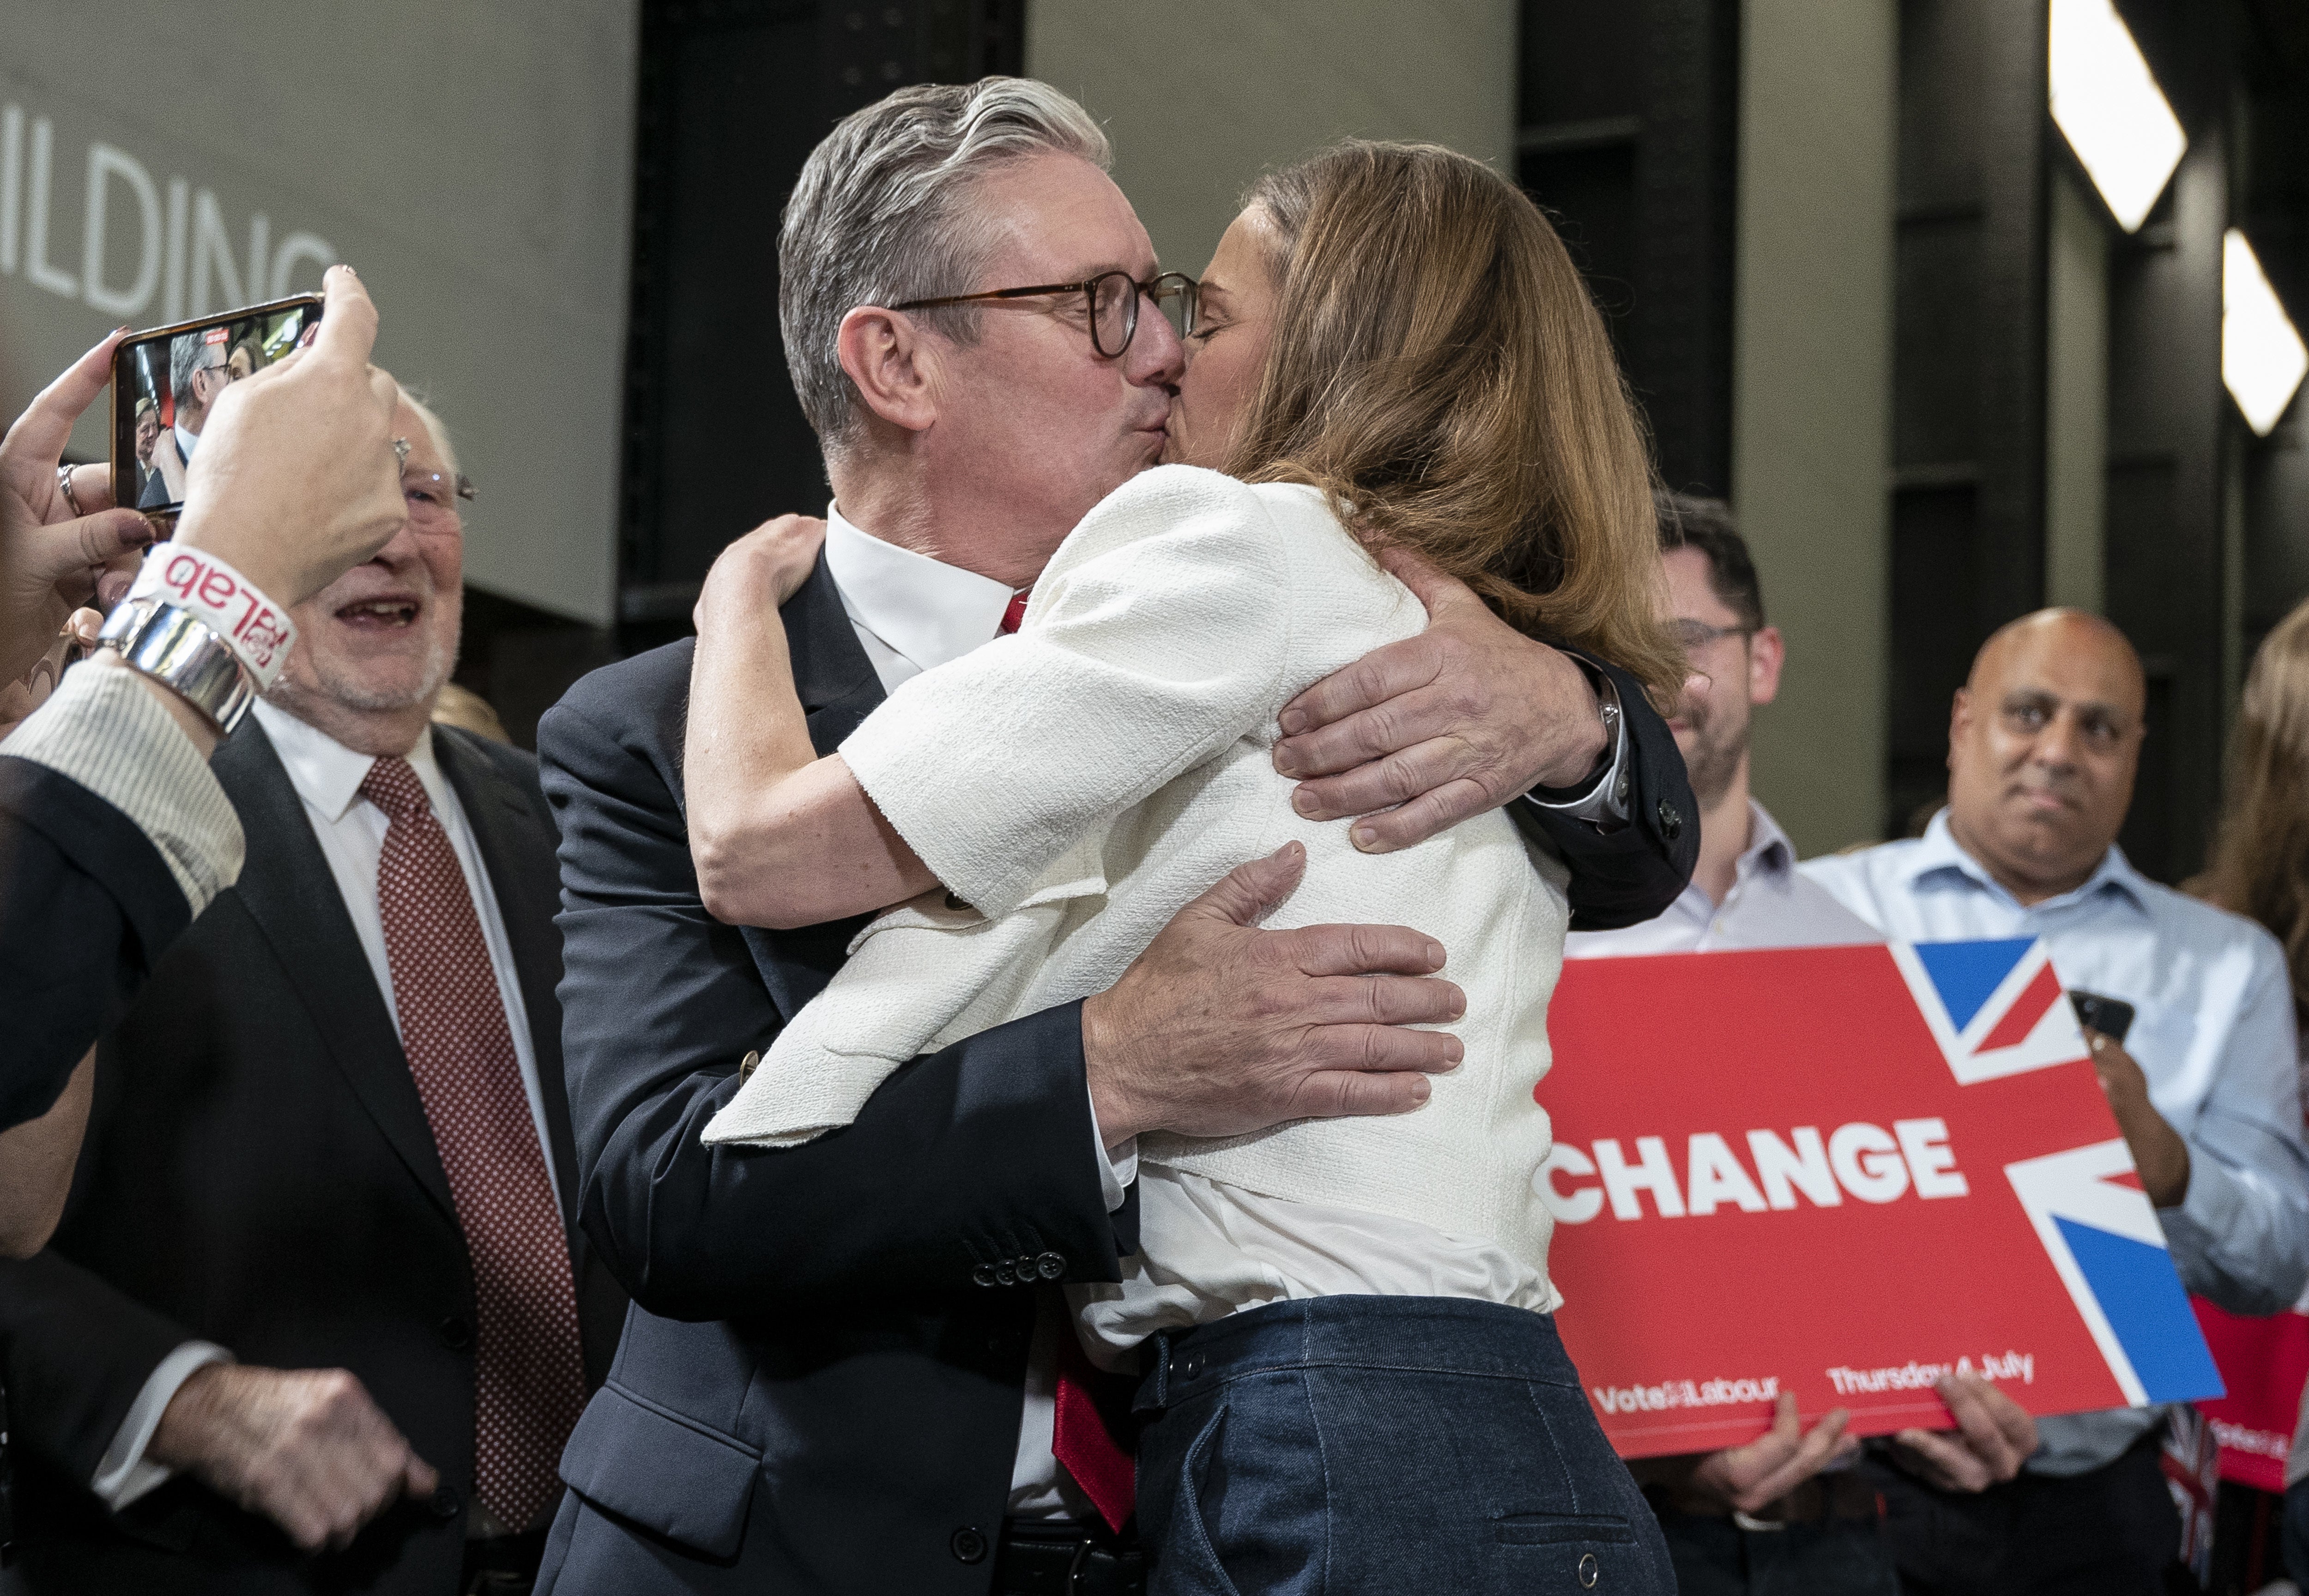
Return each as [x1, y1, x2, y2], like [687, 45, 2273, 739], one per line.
[681, 514, 931, 929]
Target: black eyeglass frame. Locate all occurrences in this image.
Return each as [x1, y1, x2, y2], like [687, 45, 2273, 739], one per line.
[892, 270, 1199, 359]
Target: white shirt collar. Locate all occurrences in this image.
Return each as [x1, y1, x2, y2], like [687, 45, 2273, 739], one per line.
[821, 501, 1019, 676]
[249, 698, 446, 825]
[1735, 799, 1796, 883]
[1902, 807, 2149, 913]
[173, 422, 199, 462]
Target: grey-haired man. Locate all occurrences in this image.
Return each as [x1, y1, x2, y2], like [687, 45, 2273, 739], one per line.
[536, 77, 1697, 1596]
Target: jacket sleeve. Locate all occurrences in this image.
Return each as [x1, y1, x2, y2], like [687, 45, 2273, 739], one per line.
[0, 759, 190, 1131]
[1512, 650, 1699, 933]
[537, 683, 1133, 1325]
[0, 1248, 203, 1494]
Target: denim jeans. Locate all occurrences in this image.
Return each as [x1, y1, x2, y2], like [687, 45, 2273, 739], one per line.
[1130, 1295, 1674, 1596]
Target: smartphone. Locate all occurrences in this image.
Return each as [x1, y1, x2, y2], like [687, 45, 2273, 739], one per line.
[2068, 989, 2136, 1045]
[111, 295, 324, 531]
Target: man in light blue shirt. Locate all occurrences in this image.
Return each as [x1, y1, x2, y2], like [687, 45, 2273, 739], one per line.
[1805, 608, 2309, 1596]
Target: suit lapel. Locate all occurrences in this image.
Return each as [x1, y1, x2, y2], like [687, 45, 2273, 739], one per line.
[785, 551, 885, 750]
[434, 727, 586, 1241]
[213, 721, 458, 1226]
[733, 553, 885, 1018]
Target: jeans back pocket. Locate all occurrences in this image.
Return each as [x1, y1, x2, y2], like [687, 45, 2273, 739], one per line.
[1494, 1512, 1656, 1594]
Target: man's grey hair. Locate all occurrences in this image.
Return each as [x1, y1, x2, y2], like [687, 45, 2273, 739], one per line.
[397, 386, 460, 481]
[169, 330, 225, 411]
[779, 76, 1110, 455]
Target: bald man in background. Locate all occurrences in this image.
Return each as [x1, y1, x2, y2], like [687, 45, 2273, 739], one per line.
[1804, 610, 2309, 1596]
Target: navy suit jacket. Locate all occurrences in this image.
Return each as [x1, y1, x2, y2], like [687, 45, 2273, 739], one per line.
[532, 557, 1693, 1594]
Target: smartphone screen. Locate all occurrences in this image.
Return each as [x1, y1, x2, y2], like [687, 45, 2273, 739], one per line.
[111, 295, 323, 526]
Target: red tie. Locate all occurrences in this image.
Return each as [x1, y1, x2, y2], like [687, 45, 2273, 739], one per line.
[999, 589, 1031, 635]
[1053, 1325, 1136, 1532]
[360, 756, 587, 1531]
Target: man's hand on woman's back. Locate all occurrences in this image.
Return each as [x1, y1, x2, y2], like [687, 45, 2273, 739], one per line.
[1270, 547, 1609, 853]
[1082, 840, 1465, 1144]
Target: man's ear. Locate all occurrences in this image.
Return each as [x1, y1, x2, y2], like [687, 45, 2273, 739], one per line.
[1946, 686, 1973, 773]
[1746, 624, 1785, 708]
[836, 306, 941, 434]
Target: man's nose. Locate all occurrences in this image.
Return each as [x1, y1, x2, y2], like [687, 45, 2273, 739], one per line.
[1128, 295, 1187, 388]
[2032, 712, 2082, 770]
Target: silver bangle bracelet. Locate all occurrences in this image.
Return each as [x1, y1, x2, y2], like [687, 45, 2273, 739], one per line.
[97, 598, 259, 734]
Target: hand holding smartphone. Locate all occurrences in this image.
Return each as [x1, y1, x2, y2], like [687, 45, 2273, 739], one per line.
[110, 295, 325, 534]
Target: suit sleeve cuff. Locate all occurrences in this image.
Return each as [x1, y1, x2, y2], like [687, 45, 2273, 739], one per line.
[90, 1340, 232, 1511]
[1523, 664, 1628, 826]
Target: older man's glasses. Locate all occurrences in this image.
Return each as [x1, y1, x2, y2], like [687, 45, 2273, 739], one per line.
[404, 469, 476, 529]
[893, 270, 1198, 359]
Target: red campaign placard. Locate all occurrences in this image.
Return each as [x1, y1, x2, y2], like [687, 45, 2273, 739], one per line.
[2194, 1301, 2309, 1490]
[1541, 940, 2224, 1458]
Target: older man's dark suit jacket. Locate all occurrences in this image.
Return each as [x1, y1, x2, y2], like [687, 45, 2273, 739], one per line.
[0, 718, 625, 1596]
[529, 556, 1695, 1596]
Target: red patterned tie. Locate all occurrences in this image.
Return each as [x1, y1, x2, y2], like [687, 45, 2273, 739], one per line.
[360, 756, 586, 1531]
[999, 589, 1031, 635]
[1053, 1325, 1136, 1532]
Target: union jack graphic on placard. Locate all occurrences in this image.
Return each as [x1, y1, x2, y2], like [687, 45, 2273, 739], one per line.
[1891, 938, 2088, 1084]
[1891, 939, 2220, 1405]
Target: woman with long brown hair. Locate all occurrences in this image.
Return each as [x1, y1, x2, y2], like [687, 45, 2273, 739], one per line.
[680, 140, 1679, 1589]
[2195, 599, 2309, 1030]
[2193, 600, 2309, 1591]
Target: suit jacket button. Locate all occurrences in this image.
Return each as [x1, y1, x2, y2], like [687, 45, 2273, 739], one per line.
[951, 1525, 989, 1564]
[430, 1484, 463, 1522]
[739, 1050, 761, 1082]
[1656, 799, 1682, 841]
[437, 1315, 472, 1350]
[1036, 1251, 1065, 1280]
[993, 1261, 1016, 1286]
[973, 1265, 997, 1288]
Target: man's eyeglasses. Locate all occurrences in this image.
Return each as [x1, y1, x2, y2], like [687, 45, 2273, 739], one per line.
[893, 270, 1198, 360]
[1670, 618, 1754, 657]
[404, 468, 477, 529]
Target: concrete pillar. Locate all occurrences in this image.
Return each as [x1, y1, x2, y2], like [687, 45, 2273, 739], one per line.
[1730, 0, 1897, 856]
[2046, 164, 2110, 616]
[1026, 0, 1516, 274]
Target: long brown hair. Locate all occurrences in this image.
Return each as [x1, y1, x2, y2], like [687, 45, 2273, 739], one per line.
[1225, 140, 1685, 703]
[2195, 598, 2309, 1026]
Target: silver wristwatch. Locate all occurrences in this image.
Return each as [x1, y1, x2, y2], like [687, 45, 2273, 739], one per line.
[97, 598, 259, 734]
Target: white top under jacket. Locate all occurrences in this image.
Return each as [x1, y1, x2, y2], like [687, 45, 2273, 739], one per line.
[705, 464, 1573, 1348]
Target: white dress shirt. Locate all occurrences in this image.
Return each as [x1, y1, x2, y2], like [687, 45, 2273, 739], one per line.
[1565, 800, 1880, 957]
[94, 701, 560, 1510]
[1802, 812, 2309, 1476]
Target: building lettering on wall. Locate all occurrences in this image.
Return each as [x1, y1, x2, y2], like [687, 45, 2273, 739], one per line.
[0, 101, 333, 324]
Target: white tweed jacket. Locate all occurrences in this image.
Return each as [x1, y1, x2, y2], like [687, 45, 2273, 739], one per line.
[703, 465, 1571, 1273]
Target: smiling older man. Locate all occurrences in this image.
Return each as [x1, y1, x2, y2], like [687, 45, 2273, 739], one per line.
[1803, 609, 2309, 1596]
[0, 399, 623, 1596]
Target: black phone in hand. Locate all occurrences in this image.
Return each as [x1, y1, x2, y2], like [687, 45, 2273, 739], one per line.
[2069, 989, 2135, 1045]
